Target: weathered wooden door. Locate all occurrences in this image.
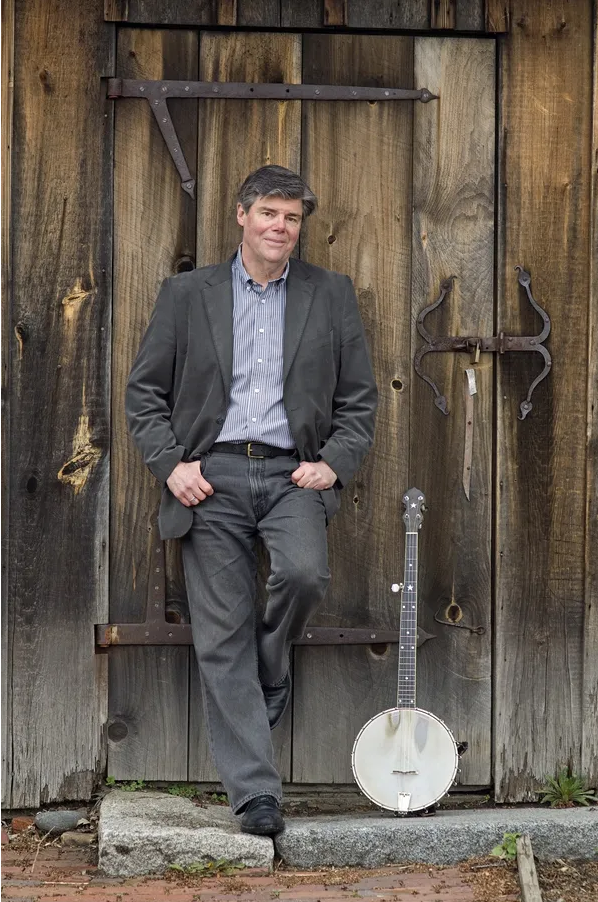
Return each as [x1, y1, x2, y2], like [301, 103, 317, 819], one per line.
[108, 29, 495, 789]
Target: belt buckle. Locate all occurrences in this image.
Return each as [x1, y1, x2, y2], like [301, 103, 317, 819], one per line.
[247, 442, 265, 459]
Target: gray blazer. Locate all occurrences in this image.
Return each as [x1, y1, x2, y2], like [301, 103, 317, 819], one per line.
[126, 255, 378, 539]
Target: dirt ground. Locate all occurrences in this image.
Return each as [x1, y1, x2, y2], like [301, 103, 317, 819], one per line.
[2, 832, 597, 902]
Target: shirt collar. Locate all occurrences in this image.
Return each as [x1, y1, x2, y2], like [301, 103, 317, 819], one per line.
[234, 245, 289, 285]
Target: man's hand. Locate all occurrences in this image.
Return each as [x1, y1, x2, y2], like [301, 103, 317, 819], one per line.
[167, 460, 214, 507]
[291, 459, 337, 491]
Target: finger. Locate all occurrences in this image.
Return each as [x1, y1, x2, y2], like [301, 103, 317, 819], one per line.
[197, 474, 214, 496]
[291, 464, 308, 484]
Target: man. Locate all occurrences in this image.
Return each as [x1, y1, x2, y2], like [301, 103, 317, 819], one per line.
[126, 165, 377, 836]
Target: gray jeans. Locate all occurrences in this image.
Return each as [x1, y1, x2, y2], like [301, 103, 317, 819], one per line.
[181, 451, 330, 813]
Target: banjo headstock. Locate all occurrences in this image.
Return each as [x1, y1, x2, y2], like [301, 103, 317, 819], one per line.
[402, 487, 425, 531]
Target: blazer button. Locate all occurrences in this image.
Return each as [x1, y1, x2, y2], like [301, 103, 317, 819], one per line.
[216, 416, 224, 425]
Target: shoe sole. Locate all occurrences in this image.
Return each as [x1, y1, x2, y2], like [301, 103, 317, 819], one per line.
[240, 821, 285, 836]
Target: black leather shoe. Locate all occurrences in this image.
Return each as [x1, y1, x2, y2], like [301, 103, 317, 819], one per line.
[262, 672, 291, 729]
[240, 795, 285, 835]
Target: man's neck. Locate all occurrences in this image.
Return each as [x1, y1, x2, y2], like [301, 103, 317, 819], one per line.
[240, 246, 287, 287]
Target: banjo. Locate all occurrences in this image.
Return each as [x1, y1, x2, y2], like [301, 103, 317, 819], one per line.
[352, 487, 459, 814]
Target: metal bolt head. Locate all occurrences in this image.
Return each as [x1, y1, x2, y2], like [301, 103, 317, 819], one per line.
[161, 85, 168, 92]
[139, 86, 145, 92]
[306, 632, 312, 639]
[314, 89, 320, 95]
[184, 85, 190, 91]
[384, 90, 390, 96]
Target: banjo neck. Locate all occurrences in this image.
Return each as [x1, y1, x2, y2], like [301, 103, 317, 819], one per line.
[397, 488, 425, 709]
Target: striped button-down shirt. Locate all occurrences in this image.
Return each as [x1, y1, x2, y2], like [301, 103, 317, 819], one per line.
[217, 247, 295, 449]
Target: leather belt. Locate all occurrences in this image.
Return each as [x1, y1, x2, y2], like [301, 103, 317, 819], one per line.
[210, 441, 297, 459]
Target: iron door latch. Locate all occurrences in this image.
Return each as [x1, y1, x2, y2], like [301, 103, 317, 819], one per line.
[414, 266, 551, 420]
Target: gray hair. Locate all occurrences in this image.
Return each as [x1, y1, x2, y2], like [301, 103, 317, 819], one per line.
[237, 165, 317, 218]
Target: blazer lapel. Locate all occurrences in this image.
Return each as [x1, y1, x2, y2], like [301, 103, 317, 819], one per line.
[283, 262, 315, 382]
[202, 259, 234, 397]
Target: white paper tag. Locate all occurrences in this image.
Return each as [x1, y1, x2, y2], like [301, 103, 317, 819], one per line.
[465, 368, 477, 396]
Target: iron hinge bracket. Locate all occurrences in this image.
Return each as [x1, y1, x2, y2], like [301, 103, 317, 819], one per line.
[414, 266, 551, 420]
[106, 77, 438, 198]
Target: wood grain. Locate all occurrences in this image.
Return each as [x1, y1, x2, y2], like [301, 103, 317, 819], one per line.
[280, 1, 320, 27]
[485, 0, 510, 32]
[294, 34, 413, 782]
[431, 0, 456, 29]
[494, 0, 592, 801]
[7, 0, 113, 806]
[217, 0, 237, 24]
[411, 37, 495, 786]
[1, 0, 14, 806]
[108, 27, 198, 780]
[346, 0, 428, 28]
[238, 0, 279, 25]
[582, 2, 598, 786]
[196, 31, 301, 267]
[516, 835, 543, 902]
[104, 0, 217, 22]
[188, 31, 301, 780]
[456, 0, 484, 30]
[324, 0, 347, 26]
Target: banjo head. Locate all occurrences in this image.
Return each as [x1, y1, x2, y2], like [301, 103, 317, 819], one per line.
[352, 707, 458, 812]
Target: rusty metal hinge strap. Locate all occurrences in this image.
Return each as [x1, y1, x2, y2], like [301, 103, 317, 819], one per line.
[107, 78, 438, 198]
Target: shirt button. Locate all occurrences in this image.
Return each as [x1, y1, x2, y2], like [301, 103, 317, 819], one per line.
[254, 388, 260, 393]
[216, 416, 224, 424]
[261, 299, 266, 304]
[259, 328, 264, 333]
[251, 417, 257, 422]
[257, 358, 263, 363]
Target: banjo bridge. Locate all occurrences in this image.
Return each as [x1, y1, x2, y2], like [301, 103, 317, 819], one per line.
[392, 769, 419, 775]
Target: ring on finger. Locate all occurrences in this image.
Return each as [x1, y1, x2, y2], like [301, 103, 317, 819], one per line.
[190, 494, 198, 503]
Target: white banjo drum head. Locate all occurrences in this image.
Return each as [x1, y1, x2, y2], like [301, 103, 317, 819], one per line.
[352, 707, 458, 812]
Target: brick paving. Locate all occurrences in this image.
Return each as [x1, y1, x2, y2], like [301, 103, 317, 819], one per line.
[2, 847, 521, 902]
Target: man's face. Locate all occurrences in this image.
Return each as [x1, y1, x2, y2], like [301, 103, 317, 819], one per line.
[237, 196, 303, 273]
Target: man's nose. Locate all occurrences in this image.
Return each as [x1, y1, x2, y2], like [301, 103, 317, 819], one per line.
[272, 215, 286, 230]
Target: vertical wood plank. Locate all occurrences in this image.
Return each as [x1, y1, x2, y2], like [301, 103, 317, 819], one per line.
[495, 0, 592, 801]
[485, 0, 511, 32]
[280, 1, 320, 27]
[196, 32, 301, 266]
[104, 1, 218, 23]
[108, 27, 198, 780]
[217, 0, 237, 24]
[431, 0, 456, 29]
[238, 0, 280, 26]
[189, 31, 302, 782]
[411, 37, 495, 786]
[294, 34, 413, 782]
[1, 0, 14, 805]
[582, 3, 598, 786]
[7, 0, 113, 806]
[324, 0, 347, 26]
[456, 0, 484, 30]
[347, 1, 429, 28]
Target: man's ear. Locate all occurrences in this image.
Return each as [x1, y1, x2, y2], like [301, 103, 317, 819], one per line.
[236, 203, 245, 227]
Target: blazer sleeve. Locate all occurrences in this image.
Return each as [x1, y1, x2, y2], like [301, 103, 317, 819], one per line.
[125, 278, 186, 484]
[317, 276, 378, 487]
